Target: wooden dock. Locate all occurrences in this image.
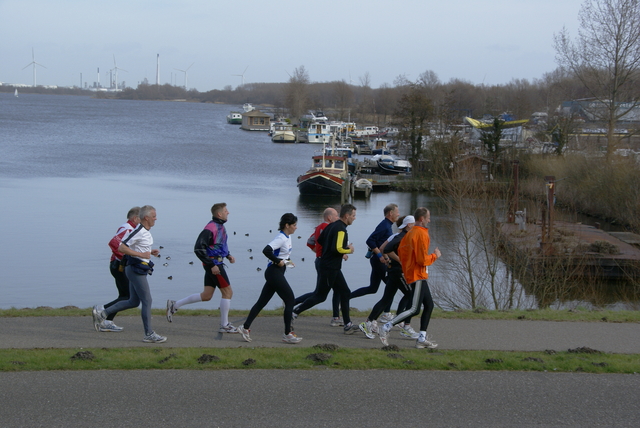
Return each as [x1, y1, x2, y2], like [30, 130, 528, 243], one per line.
[497, 221, 640, 279]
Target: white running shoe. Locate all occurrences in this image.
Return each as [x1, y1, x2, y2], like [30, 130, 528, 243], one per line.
[379, 312, 395, 323]
[282, 332, 302, 344]
[378, 322, 392, 346]
[370, 320, 379, 334]
[219, 323, 239, 333]
[358, 321, 375, 339]
[400, 324, 420, 339]
[415, 335, 438, 349]
[99, 320, 124, 332]
[166, 300, 177, 322]
[92, 305, 105, 332]
[237, 325, 252, 342]
[143, 332, 167, 343]
[330, 317, 344, 327]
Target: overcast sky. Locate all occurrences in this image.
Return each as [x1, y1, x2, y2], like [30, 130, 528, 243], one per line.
[0, 0, 584, 91]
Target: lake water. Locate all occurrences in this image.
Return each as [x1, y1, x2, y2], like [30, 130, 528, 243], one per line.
[0, 93, 451, 311]
[0, 94, 633, 311]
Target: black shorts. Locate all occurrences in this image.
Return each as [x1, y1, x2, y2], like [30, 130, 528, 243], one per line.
[203, 264, 231, 289]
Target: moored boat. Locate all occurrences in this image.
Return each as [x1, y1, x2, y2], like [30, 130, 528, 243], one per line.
[297, 144, 349, 196]
[226, 111, 242, 124]
[375, 154, 412, 174]
[307, 120, 332, 144]
[271, 123, 296, 143]
[351, 177, 373, 198]
[369, 138, 391, 155]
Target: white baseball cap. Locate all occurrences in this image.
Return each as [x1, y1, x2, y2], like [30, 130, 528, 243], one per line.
[399, 215, 415, 229]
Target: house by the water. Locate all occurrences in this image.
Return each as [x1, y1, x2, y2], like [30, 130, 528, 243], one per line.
[241, 110, 271, 131]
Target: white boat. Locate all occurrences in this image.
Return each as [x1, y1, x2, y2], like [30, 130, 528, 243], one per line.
[351, 126, 379, 138]
[369, 138, 390, 155]
[351, 177, 373, 198]
[307, 121, 333, 144]
[243, 103, 255, 113]
[14, 89, 18, 98]
[375, 154, 412, 174]
[226, 111, 242, 124]
[271, 123, 296, 143]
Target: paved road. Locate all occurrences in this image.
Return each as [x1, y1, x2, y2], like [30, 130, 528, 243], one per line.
[1, 314, 639, 353]
[1, 315, 639, 427]
[1, 369, 638, 427]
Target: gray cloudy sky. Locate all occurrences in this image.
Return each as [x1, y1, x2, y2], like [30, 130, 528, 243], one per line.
[1, 0, 583, 91]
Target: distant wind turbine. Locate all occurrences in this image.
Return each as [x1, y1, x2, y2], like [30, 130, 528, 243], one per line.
[232, 66, 249, 87]
[174, 63, 194, 89]
[22, 48, 46, 87]
[112, 55, 127, 91]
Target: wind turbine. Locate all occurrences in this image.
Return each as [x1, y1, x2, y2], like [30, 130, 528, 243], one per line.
[174, 63, 194, 89]
[232, 66, 249, 87]
[112, 55, 127, 91]
[22, 48, 46, 87]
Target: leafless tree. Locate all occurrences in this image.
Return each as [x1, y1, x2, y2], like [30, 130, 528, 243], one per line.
[284, 65, 310, 119]
[332, 79, 354, 120]
[357, 72, 374, 122]
[554, 0, 640, 161]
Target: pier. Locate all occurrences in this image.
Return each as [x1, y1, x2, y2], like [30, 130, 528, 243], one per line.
[497, 221, 640, 280]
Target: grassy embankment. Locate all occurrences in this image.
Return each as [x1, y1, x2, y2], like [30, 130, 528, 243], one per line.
[1, 307, 638, 373]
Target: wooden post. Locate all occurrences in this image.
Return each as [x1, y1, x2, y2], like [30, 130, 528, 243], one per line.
[507, 159, 519, 223]
[540, 176, 556, 255]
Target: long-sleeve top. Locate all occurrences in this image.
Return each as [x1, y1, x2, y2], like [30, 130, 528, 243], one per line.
[317, 219, 350, 270]
[108, 219, 137, 262]
[383, 229, 408, 272]
[397, 225, 437, 283]
[366, 217, 394, 251]
[307, 222, 329, 258]
[194, 217, 230, 268]
[263, 231, 292, 267]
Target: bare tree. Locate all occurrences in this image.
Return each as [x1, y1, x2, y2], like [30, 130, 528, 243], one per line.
[332, 79, 354, 120]
[285, 65, 310, 119]
[358, 72, 374, 122]
[554, 0, 640, 161]
[392, 84, 433, 166]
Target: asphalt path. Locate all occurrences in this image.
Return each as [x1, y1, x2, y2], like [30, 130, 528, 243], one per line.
[0, 314, 639, 353]
[1, 315, 639, 427]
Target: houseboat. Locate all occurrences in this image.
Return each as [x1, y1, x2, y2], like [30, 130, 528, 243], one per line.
[240, 110, 271, 131]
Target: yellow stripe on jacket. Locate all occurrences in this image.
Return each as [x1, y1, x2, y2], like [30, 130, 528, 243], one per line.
[335, 231, 351, 254]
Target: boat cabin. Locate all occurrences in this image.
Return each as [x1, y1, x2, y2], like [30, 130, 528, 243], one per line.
[312, 155, 346, 173]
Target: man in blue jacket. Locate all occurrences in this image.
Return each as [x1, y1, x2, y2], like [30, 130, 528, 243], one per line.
[350, 203, 399, 322]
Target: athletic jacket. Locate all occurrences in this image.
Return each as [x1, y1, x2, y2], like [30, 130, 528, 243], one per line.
[397, 225, 437, 284]
[317, 219, 351, 270]
[194, 217, 230, 268]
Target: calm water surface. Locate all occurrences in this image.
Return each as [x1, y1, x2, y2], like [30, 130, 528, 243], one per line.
[1, 94, 632, 311]
[0, 93, 454, 310]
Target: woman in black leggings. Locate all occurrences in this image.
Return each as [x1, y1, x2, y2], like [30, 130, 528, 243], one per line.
[237, 213, 302, 344]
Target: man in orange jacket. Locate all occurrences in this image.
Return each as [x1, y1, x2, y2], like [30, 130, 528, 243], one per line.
[378, 207, 441, 348]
